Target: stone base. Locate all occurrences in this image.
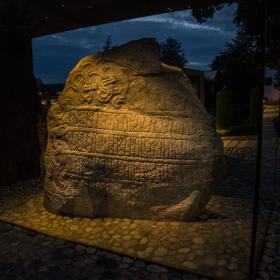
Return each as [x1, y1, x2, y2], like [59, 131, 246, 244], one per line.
[44, 187, 209, 221]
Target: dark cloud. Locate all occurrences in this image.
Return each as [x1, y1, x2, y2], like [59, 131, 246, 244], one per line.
[32, 4, 237, 84]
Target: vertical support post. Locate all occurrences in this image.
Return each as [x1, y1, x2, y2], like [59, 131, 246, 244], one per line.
[249, 0, 266, 278]
[0, 27, 41, 185]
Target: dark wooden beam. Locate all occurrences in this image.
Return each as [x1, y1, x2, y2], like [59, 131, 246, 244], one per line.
[0, 28, 41, 185]
[1, 0, 233, 38]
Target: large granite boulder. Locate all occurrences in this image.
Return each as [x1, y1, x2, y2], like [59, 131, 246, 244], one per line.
[44, 38, 224, 221]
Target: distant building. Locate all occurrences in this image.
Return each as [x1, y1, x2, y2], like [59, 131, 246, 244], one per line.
[264, 76, 280, 104]
[204, 70, 218, 81]
[183, 68, 206, 105]
[36, 78, 64, 104]
[264, 85, 280, 103]
[41, 83, 65, 100]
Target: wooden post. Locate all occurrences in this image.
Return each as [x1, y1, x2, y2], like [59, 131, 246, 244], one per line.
[0, 27, 41, 185]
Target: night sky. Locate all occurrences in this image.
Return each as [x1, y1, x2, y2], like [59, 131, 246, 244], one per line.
[32, 3, 237, 84]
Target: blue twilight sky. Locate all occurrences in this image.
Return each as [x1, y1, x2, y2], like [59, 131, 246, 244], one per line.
[32, 3, 237, 84]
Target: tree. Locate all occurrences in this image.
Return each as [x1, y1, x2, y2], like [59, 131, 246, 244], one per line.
[192, 1, 280, 90]
[191, 4, 224, 23]
[210, 28, 259, 104]
[160, 37, 187, 68]
[102, 35, 113, 51]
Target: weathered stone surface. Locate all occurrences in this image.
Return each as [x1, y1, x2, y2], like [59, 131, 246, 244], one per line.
[43, 38, 224, 221]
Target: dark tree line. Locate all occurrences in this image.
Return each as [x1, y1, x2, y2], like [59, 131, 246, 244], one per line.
[192, 0, 279, 88]
[210, 28, 259, 105]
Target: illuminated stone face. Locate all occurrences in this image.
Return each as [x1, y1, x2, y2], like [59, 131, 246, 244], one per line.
[44, 38, 224, 221]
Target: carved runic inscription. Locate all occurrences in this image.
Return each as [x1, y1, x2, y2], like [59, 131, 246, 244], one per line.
[44, 38, 224, 221]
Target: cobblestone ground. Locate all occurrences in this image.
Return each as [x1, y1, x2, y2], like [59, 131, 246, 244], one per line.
[257, 200, 280, 280]
[256, 106, 280, 280]
[0, 107, 279, 280]
[0, 138, 256, 280]
[0, 221, 208, 280]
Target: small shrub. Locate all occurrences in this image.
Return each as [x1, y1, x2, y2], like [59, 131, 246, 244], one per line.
[217, 124, 258, 136]
[216, 88, 237, 130]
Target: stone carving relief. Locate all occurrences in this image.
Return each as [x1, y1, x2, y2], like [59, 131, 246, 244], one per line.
[44, 38, 224, 221]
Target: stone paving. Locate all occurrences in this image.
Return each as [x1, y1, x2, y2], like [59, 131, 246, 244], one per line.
[256, 105, 280, 280]
[257, 199, 280, 280]
[0, 106, 279, 280]
[0, 221, 207, 280]
[0, 138, 257, 280]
